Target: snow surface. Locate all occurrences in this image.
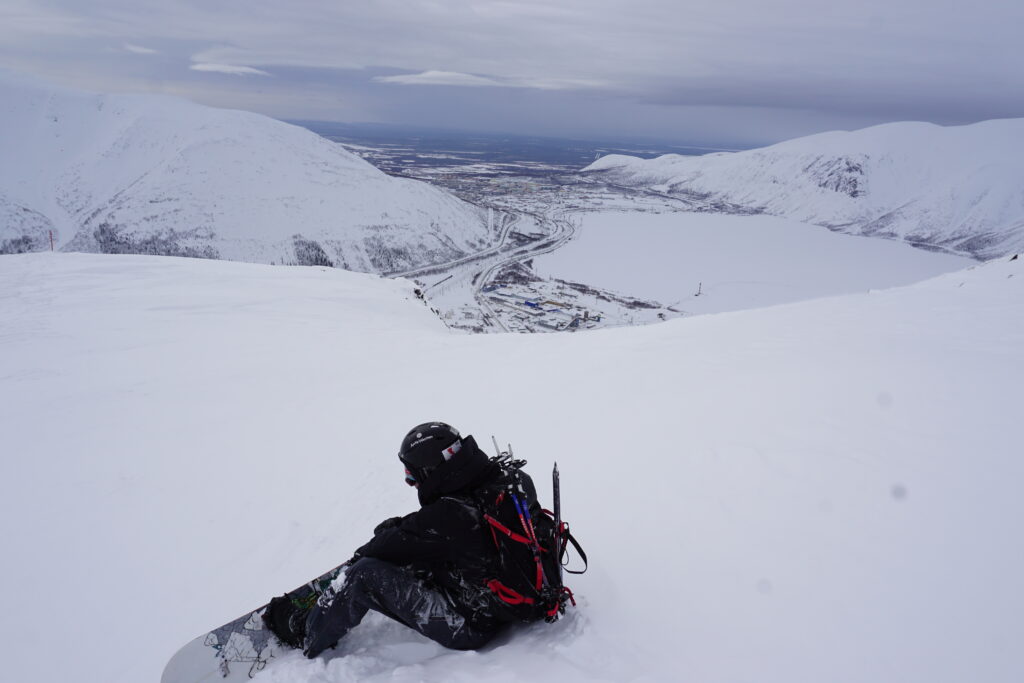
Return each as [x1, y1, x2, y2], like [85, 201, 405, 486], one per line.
[583, 119, 1024, 259]
[0, 73, 489, 271]
[532, 211, 972, 315]
[1, 252, 1022, 683]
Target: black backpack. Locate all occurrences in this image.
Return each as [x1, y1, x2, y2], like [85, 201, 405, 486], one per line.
[476, 453, 586, 622]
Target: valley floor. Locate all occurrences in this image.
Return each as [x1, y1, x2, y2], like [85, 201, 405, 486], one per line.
[328, 136, 975, 334]
[393, 179, 973, 333]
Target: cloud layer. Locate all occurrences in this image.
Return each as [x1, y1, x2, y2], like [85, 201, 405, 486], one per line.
[123, 44, 158, 55]
[2, 0, 1022, 145]
[190, 63, 270, 77]
[375, 71, 505, 87]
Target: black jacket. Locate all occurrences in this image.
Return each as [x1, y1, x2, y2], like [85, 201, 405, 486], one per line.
[355, 435, 515, 626]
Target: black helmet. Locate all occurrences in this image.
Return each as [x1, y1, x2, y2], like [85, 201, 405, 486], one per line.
[398, 422, 462, 486]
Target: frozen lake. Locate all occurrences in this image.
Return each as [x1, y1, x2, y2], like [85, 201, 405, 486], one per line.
[532, 211, 974, 316]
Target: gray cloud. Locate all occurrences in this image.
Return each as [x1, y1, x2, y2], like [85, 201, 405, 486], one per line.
[374, 69, 606, 91]
[375, 71, 506, 87]
[123, 44, 158, 55]
[190, 63, 271, 77]
[2, 0, 1022, 145]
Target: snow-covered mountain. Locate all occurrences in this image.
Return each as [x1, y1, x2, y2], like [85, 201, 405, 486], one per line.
[0, 73, 491, 272]
[1, 250, 1021, 682]
[583, 119, 1024, 259]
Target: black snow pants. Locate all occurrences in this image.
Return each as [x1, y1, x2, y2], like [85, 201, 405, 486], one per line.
[302, 557, 500, 658]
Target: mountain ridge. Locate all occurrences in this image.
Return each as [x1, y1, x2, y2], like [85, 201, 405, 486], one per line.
[583, 118, 1024, 259]
[0, 74, 493, 271]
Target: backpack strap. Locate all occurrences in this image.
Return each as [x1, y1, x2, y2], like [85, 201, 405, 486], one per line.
[561, 528, 588, 575]
[541, 509, 588, 575]
[485, 579, 535, 606]
[484, 513, 534, 546]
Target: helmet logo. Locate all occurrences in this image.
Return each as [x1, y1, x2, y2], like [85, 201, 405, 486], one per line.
[409, 435, 433, 448]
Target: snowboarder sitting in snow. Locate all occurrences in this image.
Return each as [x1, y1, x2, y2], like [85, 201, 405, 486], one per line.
[262, 422, 561, 657]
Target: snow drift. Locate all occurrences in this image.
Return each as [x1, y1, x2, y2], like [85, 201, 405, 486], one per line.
[583, 119, 1024, 259]
[0, 73, 491, 272]
[1, 251, 1021, 683]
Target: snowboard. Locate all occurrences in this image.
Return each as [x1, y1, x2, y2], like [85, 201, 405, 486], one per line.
[161, 562, 349, 682]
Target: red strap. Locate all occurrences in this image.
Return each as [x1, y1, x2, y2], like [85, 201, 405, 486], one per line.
[544, 586, 577, 617]
[486, 579, 535, 605]
[485, 514, 534, 545]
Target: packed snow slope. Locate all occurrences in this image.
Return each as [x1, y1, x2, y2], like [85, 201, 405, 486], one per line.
[1, 252, 1022, 683]
[0, 73, 489, 271]
[583, 119, 1024, 259]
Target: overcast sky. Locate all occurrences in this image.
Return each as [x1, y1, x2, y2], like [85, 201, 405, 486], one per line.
[2, 0, 1022, 146]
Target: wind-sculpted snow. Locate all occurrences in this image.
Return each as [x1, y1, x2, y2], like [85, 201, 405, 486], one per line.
[583, 119, 1024, 259]
[0, 75, 490, 271]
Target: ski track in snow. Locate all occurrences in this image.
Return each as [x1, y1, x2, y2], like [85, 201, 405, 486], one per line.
[1, 252, 1022, 683]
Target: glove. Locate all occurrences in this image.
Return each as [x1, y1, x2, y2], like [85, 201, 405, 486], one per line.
[373, 516, 403, 535]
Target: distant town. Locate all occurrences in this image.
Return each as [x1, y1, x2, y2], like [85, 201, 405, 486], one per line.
[295, 122, 710, 333]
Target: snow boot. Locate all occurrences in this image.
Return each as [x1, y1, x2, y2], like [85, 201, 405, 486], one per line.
[262, 594, 310, 649]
